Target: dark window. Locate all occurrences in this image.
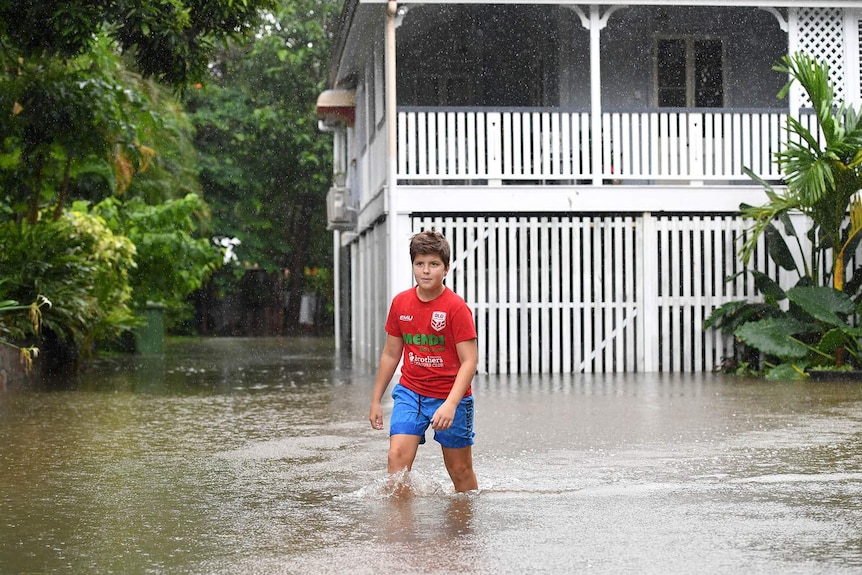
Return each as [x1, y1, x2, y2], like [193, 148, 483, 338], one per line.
[657, 37, 724, 108]
[694, 40, 723, 107]
[657, 39, 687, 107]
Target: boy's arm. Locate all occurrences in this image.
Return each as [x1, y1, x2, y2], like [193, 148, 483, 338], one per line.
[430, 338, 478, 431]
[369, 334, 404, 430]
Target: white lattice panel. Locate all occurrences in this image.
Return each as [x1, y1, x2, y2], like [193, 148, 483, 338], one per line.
[796, 7, 846, 105]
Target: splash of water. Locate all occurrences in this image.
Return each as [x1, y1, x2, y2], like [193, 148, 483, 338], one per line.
[346, 468, 451, 499]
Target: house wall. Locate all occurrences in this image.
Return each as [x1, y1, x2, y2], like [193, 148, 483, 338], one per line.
[394, 5, 788, 110]
[351, 27, 391, 215]
[565, 6, 788, 109]
[396, 5, 559, 106]
[350, 221, 390, 366]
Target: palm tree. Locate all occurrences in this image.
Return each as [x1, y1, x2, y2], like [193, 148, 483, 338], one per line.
[741, 52, 862, 291]
[714, 52, 862, 372]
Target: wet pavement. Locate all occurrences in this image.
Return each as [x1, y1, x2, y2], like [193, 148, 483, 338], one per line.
[1, 337, 860, 574]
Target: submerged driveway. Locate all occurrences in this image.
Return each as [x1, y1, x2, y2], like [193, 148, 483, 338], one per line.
[1, 337, 860, 574]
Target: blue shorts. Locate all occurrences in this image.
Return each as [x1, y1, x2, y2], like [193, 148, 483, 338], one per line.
[390, 383, 475, 448]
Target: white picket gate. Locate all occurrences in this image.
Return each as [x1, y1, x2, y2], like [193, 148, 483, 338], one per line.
[400, 213, 776, 373]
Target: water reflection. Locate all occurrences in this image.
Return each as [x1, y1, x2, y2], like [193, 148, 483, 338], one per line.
[1, 337, 861, 574]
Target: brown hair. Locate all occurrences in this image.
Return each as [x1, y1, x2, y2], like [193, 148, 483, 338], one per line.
[409, 230, 451, 267]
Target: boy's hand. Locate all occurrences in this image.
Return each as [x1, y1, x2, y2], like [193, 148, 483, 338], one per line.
[369, 402, 384, 430]
[431, 402, 456, 430]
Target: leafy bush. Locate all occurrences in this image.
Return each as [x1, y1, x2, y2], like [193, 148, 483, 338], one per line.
[0, 281, 50, 371]
[0, 193, 223, 370]
[706, 53, 862, 379]
[0, 211, 137, 368]
[86, 194, 223, 329]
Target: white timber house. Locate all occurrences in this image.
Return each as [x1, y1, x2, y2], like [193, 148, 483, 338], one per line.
[316, 0, 862, 374]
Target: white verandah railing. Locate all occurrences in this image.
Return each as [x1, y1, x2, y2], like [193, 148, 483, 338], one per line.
[397, 107, 818, 183]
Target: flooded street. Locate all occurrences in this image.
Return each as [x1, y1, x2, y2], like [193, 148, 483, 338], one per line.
[1, 337, 861, 574]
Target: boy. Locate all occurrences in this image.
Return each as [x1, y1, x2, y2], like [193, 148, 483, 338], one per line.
[369, 230, 479, 492]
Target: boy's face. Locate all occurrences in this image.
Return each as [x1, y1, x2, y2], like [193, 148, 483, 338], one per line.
[412, 252, 448, 293]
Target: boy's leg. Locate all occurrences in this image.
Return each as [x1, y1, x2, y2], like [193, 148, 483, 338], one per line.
[441, 446, 477, 492]
[388, 433, 422, 473]
[433, 394, 476, 492]
[388, 384, 428, 473]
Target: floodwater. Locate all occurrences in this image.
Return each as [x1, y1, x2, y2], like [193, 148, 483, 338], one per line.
[1, 337, 861, 574]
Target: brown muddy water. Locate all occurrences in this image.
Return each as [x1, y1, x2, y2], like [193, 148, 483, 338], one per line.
[1, 337, 861, 574]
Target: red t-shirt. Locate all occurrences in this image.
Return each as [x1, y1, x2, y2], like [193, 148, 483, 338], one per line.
[385, 286, 477, 399]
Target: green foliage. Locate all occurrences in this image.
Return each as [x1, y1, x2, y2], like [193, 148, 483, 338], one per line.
[0, 0, 288, 371]
[86, 195, 223, 327]
[706, 53, 862, 378]
[0, 194, 223, 369]
[0, 0, 277, 87]
[0, 281, 50, 371]
[0, 35, 203, 223]
[787, 285, 855, 325]
[2, 0, 341, 348]
[735, 317, 813, 359]
[740, 53, 862, 291]
[764, 362, 807, 381]
[185, 0, 340, 330]
[186, 0, 339, 270]
[0, 213, 137, 363]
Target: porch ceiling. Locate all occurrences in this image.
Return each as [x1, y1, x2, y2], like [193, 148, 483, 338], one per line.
[332, 0, 862, 87]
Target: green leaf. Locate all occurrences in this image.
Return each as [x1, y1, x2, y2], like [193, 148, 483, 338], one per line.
[751, 270, 786, 301]
[786, 285, 854, 327]
[777, 211, 798, 238]
[816, 328, 852, 356]
[735, 317, 811, 358]
[704, 300, 748, 331]
[764, 223, 798, 271]
[765, 362, 808, 381]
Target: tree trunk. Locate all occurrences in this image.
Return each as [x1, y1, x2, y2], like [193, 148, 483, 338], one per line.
[53, 156, 73, 221]
[26, 151, 45, 225]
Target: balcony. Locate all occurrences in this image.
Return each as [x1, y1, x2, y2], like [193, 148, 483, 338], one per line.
[396, 107, 815, 186]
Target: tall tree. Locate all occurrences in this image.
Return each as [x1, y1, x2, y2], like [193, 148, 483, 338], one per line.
[185, 0, 341, 332]
[0, 0, 277, 86]
[0, 1, 275, 369]
[1, 1, 276, 221]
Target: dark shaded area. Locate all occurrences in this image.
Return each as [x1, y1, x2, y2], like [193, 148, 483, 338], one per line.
[191, 270, 332, 337]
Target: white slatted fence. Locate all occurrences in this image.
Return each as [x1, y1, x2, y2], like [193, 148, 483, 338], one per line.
[405, 213, 771, 373]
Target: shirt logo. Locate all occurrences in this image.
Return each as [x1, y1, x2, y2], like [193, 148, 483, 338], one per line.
[399, 315, 413, 321]
[408, 352, 444, 368]
[431, 311, 447, 332]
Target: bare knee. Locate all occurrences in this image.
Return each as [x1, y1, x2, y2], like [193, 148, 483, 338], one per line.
[443, 448, 477, 491]
[387, 448, 411, 472]
[388, 435, 419, 473]
[447, 464, 477, 492]
[445, 457, 471, 478]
